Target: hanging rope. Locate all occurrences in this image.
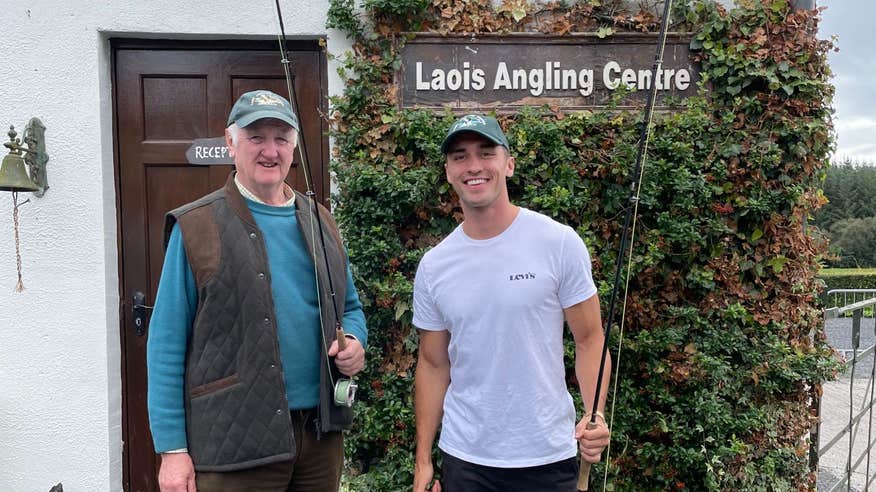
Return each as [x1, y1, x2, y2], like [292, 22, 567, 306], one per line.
[12, 191, 30, 292]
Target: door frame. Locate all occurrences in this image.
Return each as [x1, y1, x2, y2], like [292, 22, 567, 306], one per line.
[111, 37, 329, 491]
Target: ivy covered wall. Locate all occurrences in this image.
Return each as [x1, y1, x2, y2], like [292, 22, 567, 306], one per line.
[327, 0, 840, 489]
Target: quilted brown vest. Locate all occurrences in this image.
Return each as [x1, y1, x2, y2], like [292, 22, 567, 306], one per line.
[164, 173, 353, 472]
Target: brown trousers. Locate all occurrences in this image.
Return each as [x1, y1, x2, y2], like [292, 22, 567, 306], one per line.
[196, 409, 344, 492]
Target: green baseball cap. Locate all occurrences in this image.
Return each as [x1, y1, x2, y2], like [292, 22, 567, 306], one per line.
[441, 114, 509, 154]
[227, 90, 300, 130]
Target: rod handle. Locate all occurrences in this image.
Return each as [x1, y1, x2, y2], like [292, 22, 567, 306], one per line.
[576, 421, 599, 491]
[336, 326, 347, 351]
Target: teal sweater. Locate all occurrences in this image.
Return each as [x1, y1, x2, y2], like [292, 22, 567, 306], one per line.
[147, 198, 367, 453]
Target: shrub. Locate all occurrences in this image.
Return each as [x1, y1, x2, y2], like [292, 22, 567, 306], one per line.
[820, 269, 876, 292]
[329, 0, 841, 489]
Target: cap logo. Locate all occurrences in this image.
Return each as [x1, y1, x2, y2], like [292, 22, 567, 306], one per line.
[451, 115, 487, 132]
[250, 93, 285, 107]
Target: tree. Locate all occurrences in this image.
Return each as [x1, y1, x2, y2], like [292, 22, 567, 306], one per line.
[816, 159, 876, 266]
[829, 217, 876, 267]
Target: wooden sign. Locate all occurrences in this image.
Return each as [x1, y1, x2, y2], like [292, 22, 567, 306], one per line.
[185, 136, 232, 165]
[398, 33, 698, 111]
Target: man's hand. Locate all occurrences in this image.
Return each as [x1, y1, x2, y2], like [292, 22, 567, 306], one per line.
[575, 415, 610, 463]
[328, 335, 365, 376]
[158, 452, 196, 492]
[413, 460, 441, 492]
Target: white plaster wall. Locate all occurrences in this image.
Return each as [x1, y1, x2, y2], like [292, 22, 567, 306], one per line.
[0, 1, 351, 490]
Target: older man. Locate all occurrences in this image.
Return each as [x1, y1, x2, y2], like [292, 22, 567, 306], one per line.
[147, 90, 367, 492]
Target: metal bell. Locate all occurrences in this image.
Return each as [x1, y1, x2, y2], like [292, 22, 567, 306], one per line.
[0, 126, 39, 193]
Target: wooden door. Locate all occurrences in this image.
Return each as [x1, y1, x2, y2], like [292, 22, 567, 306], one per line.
[113, 39, 328, 491]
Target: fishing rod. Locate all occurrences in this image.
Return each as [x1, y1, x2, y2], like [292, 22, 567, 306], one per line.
[274, 0, 356, 408]
[578, 1, 674, 490]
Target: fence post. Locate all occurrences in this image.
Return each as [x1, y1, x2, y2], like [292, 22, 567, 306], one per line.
[848, 309, 862, 487]
[866, 316, 876, 487]
[810, 381, 822, 473]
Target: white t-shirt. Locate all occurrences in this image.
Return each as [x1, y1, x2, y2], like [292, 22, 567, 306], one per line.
[413, 208, 598, 468]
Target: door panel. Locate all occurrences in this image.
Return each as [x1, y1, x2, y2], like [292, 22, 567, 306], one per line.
[113, 39, 328, 491]
[142, 77, 209, 139]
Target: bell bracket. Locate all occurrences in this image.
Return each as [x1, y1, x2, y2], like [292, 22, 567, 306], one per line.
[22, 118, 49, 197]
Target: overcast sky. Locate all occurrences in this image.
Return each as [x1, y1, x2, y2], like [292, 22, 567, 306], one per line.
[819, 1, 876, 164]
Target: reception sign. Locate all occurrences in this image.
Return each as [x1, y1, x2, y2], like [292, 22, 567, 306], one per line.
[185, 136, 233, 165]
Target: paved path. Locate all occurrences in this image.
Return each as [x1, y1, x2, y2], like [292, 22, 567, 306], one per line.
[818, 376, 876, 491]
[819, 317, 876, 491]
[826, 317, 876, 361]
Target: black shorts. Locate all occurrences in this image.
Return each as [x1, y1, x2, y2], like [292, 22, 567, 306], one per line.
[440, 451, 579, 492]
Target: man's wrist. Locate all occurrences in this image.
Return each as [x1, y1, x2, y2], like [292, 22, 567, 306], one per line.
[415, 445, 433, 465]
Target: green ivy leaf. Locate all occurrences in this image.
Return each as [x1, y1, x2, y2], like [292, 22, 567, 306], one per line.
[511, 7, 526, 22]
[394, 300, 408, 321]
[596, 27, 615, 39]
[658, 416, 670, 433]
[767, 255, 789, 273]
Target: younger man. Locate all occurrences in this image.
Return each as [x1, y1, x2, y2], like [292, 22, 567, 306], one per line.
[413, 114, 610, 491]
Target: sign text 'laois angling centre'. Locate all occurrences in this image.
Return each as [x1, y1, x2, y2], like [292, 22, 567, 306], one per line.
[398, 33, 699, 110]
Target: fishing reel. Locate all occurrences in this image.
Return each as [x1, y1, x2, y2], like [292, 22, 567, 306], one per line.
[332, 327, 358, 407]
[333, 378, 358, 407]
